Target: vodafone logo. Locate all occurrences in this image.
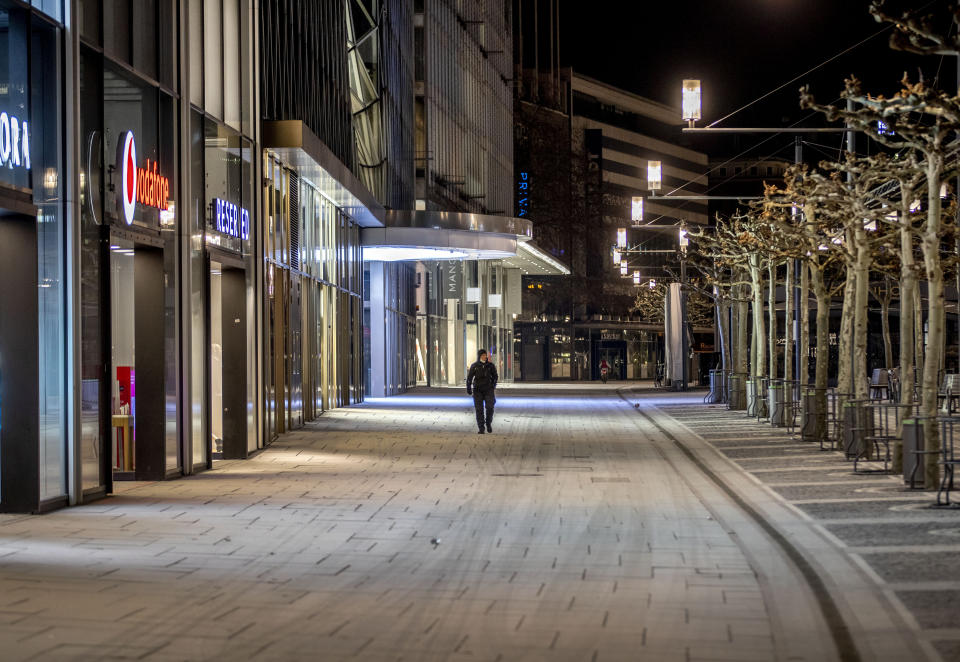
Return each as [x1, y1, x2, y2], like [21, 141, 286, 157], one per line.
[120, 131, 136, 224]
[117, 131, 170, 226]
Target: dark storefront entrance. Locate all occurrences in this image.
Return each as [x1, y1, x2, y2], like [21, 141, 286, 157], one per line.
[208, 252, 248, 460]
[0, 211, 40, 511]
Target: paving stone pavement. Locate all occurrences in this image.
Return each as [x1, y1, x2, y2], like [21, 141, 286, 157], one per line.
[0, 384, 915, 661]
[643, 387, 960, 662]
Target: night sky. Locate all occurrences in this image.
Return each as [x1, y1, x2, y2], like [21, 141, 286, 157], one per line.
[563, 1, 952, 160]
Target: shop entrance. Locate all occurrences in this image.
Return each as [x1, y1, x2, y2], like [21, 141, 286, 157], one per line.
[0, 213, 39, 512]
[594, 342, 627, 380]
[109, 238, 166, 480]
[209, 257, 248, 459]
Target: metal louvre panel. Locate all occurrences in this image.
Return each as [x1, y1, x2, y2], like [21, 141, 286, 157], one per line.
[289, 171, 300, 270]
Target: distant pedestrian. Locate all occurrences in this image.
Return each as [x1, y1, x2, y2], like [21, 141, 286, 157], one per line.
[599, 358, 610, 383]
[466, 349, 498, 434]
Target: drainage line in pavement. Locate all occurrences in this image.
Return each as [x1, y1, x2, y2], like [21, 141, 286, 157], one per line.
[619, 391, 861, 662]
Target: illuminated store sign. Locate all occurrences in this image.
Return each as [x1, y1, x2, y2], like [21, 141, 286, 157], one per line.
[0, 112, 29, 170]
[213, 198, 250, 241]
[517, 171, 529, 217]
[118, 131, 169, 225]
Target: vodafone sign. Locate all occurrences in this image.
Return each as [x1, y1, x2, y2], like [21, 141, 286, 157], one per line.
[117, 131, 170, 225]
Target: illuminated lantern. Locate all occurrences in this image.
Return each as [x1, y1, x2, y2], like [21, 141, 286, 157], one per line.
[647, 161, 662, 191]
[682, 80, 701, 124]
[631, 196, 644, 223]
[617, 227, 627, 249]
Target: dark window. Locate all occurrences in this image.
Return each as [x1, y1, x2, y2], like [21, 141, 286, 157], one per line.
[103, 0, 130, 64]
[78, 0, 101, 44]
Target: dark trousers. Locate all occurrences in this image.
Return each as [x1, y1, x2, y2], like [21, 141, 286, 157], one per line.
[473, 388, 495, 429]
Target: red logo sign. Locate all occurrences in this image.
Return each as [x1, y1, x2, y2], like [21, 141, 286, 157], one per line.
[118, 131, 169, 225]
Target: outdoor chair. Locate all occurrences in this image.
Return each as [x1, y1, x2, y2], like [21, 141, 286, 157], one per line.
[868, 369, 889, 402]
[937, 417, 960, 506]
[938, 374, 960, 414]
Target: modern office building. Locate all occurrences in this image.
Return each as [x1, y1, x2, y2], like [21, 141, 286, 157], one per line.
[362, 0, 565, 395]
[512, 1, 711, 381]
[0, 0, 408, 513]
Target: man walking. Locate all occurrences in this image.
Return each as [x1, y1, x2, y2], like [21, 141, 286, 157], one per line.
[466, 349, 498, 434]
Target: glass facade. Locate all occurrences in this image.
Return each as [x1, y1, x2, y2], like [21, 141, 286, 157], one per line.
[1, 0, 520, 511]
[0, 2, 67, 513]
[414, 260, 515, 387]
[513, 324, 662, 381]
[262, 153, 364, 443]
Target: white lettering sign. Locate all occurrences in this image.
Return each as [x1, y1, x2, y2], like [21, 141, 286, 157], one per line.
[0, 112, 30, 171]
[213, 198, 250, 241]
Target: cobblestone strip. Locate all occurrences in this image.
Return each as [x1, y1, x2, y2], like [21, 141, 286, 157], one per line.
[639, 388, 951, 662]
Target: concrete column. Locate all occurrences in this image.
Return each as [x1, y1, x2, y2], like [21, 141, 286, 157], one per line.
[368, 261, 387, 397]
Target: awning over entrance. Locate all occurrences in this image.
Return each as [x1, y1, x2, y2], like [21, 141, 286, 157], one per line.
[360, 209, 534, 262]
[361, 227, 517, 262]
[502, 240, 571, 276]
[263, 120, 385, 228]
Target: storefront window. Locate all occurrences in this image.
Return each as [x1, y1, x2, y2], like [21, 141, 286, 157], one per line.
[33, 15, 65, 500]
[0, 8, 31, 192]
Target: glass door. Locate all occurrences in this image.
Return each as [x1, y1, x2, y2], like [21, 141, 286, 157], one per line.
[210, 261, 223, 458]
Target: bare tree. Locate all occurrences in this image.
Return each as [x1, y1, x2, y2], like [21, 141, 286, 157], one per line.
[802, 77, 960, 486]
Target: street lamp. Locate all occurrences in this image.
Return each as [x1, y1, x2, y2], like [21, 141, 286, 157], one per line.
[678, 224, 689, 391]
[647, 161, 662, 191]
[682, 80, 701, 128]
[617, 227, 627, 249]
[631, 196, 644, 224]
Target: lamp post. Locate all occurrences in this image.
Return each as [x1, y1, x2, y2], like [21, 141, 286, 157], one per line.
[679, 224, 690, 390]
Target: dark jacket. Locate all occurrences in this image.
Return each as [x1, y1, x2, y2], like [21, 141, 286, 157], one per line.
[467, 360, 498, 393]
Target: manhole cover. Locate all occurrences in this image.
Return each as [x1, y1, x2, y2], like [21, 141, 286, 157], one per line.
[591, 477, 631, 483]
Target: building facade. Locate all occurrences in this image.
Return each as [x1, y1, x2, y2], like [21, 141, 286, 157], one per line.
[0, 0, 402, 513]
[0, 0, 565, 513]
[512, 0, 711, 380]
[363, 0, 565, 397]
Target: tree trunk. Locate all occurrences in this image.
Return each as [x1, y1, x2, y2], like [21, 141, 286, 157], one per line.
[750, 254, 766, 379]
[921, 155, 945, 489]
[853, 224, 870, 400]
[880, 287, 892, 371]
[837, 265, 856, 397]
[811, 263, 830, 441]
[915, 285, 924, 388]
[768, 260, 777, 379]
[895, 213, 916, 473]
[785, 260, 794, 385]
[801, 255, 810, 386]
[737, 280, 749, 375]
